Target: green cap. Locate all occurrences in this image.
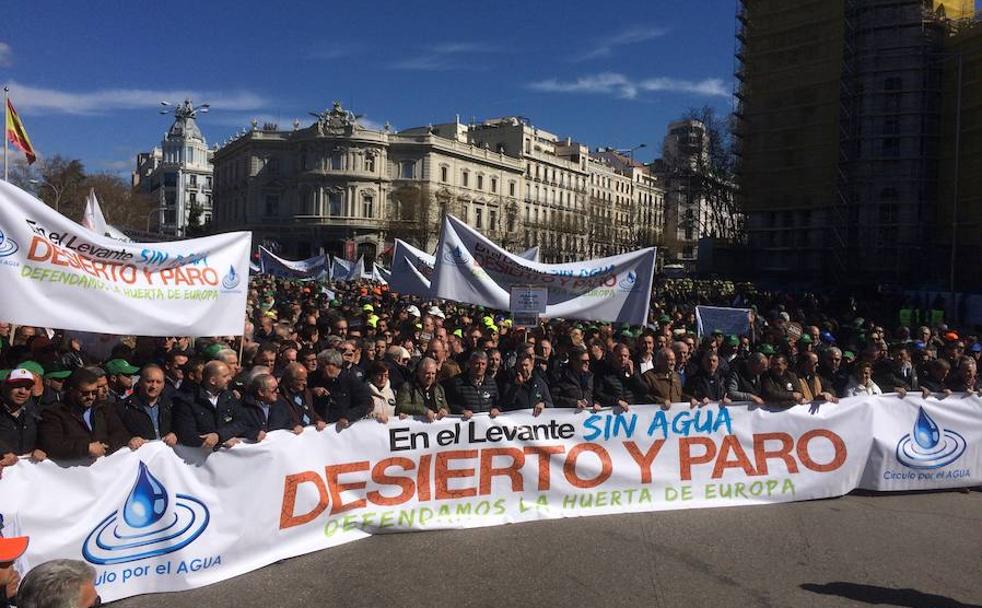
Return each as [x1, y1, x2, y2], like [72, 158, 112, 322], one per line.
[758, 344, 776, 356]
[453, 329, 463, 338]
[843, 350, 856, 359]
[203, 343, 226, 359]
[18, 360, 44, 377]
[711, 328, 724, 336]
[799, 334, 813, 345]
[362, 304, 374, 312]
[0, 370, 9, 381]
[725, 335, 739, 347]
[43, 362, 72, 380]
[659, 315, 671, 323]
[105, 359, 139, 376]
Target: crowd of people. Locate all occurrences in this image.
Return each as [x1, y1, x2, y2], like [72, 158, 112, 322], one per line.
[1, 275, 981, 606]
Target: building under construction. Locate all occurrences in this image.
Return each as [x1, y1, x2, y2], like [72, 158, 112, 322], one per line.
[735, 0, 976, 288]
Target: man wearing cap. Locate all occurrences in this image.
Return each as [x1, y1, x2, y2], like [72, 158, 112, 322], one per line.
[39, 364, 71, 409]
[104, 359, 139, 402]
[172, 361, 247, 449]
[445, 350, 499, 418]
[38, 367, 132, 460]
[1, 515, 29, 608]
[119, 365, 178, 448]
[1, 369, 46, 471]
[310, 350, 371, 429]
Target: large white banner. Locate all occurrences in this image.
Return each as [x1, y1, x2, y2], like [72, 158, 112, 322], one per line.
[432, 215, 656, 325]
[258, 246, 328, 280]
[0, 181, 250, 336]
[389, 238, 435, 298]
[2, 395, 977, 602]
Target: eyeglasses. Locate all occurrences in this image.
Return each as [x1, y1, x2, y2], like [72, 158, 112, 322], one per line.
[579, 358, 591, 363]
[77, 390, 99, 397]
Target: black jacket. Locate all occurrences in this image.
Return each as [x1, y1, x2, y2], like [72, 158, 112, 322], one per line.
[762, 371, 801, 408]
[498, 371, 553, 412]
[312, 370, 372, 423]
[0, 398, 42, 455]
[237, 395, 297, 439]
[595, 364, 648, 406]
[684, 370, 728, 402]
[550, 366, 595, 408]
[280, 386, 324, 428]
[726, 361, 765, 402]
[118, 392, 175, 441]
[38, 401, 130, 460]
[383, 360, 411, 392]
[444, 374, 499, 414]
[171, 386, 245, 447]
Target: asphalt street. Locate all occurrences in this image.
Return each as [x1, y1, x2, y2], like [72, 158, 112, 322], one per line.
[112, 490, 982, 608]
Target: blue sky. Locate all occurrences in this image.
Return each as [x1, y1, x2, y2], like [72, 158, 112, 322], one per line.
[2, 1, 741, 176]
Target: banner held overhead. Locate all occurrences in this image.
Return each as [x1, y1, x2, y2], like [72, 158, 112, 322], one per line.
[432, 214, 656, 325]
[0, 181, 251, 336]
[258, 246, 328, 280]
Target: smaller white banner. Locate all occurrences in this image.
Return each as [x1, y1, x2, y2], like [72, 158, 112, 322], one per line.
[695, 305, 752, 338]
[258, 247, 328, 280]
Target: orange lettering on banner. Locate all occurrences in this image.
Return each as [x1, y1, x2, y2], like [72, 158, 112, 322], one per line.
[752, 432, 798, 475]
[367, 457, 416, 506]
[679, 437, 716, 481]
[797, 429, 847, 472]
[623, 440, 665, 484]
[434, 450, 478, 500]
[712, 435, 757, 478]
[523, 445, 565, 491]
[279, 471, 328, 529]
[416, 453, 432, 501]
[478, 447, 526, 495]
[563, 443, 612, 488]
[326, 461, 369, 515]
[27, 236, 50, 261]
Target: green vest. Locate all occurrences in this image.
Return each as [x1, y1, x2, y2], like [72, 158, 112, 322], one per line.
[930, 309, 944, 326]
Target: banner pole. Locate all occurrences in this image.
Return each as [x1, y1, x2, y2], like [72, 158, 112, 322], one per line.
[3, 85, 8, 182]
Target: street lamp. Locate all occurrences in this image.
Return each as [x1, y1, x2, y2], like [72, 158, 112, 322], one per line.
[29, 178, 65, 213]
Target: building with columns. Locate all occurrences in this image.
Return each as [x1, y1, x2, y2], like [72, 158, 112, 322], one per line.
[211, 103, 665, 263]
[132, 100, 214, 237]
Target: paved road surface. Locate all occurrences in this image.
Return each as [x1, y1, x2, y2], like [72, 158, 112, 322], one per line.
[113, 490, 982, 608]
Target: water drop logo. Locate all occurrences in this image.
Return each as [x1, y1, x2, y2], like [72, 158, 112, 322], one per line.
[0, 229, 19, 257]
[221, 265, 240, 290]
[442, 244, 471, 266]
[82, 462, 210, 565]
[895, 407, 966, 469]
[618, 270, 639, 291]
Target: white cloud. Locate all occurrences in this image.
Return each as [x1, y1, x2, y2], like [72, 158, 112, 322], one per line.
[390, 41, 500, 71]
[528, 72, 729, 100]
[6, 81, 269, 115]
[309, 45, 358, 61]
[0, 42, 12, 67]
[577, 25, 669, 61]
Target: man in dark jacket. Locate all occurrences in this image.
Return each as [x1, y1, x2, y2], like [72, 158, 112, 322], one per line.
[279, 363, 327, 431]
[762, 354, 805, 409]
[171, 361, 247, 449]
[310, 349, 371, 428]
[38, 367, 132, 460]
[445, 351, 499, 417]
[873, 346, 919, 394]
[104, 358, 139, 403]
[238, 373, 298, 440]
[595, 344, 648, 410]
[726, 353, 768, 405]
[684, 352, 729, 405]
[499, 354, 552, 415]
[118, 365, 178, 448]
[162, 350, 190, 401]
[0, 369, 46, 469]
[39, 364, 71, 409]
[550, 347, 599, 410]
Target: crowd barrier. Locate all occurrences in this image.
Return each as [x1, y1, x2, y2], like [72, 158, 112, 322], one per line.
[1, 394, 979, 602]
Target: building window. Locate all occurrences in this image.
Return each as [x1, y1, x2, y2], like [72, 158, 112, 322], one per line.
[331, 153, 343, 170]
[329, 191, 343, 216]
[365, 155, 376, 173]
[509, 181, 516, 197]
[475, 208, 483, 229]
[265, 195, 279, 217]
[164, 210, 177, 224]
[186, 147, 194, 164]
[441, 166, 449, 182]
[163, 173, 177, 187]
[206, 176, 213, 188]
[189, 174, 197, 187]
[489, 209, 497, 231]
[491, 177, 498, 193]
[462, 205, 469, 223]
[462, 171, 469, 187]
[189, 192, 197, 206]
[477, 175, 484, 190]
[401, 161, 414, 179]
[362, 195, 375, 218]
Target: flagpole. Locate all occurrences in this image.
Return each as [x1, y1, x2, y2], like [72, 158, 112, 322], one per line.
[3, 85, 8, 182]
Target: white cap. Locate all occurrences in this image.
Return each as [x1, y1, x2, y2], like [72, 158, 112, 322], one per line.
[405, 305, 421, 317]
[427, 306, 446, 319]
[5, 368, 35, 385]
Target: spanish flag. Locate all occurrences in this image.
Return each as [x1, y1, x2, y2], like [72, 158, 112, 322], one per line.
[6, 99, 37, 165]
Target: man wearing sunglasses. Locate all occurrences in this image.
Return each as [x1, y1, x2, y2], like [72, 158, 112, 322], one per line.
[37, 368, 132, 461]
